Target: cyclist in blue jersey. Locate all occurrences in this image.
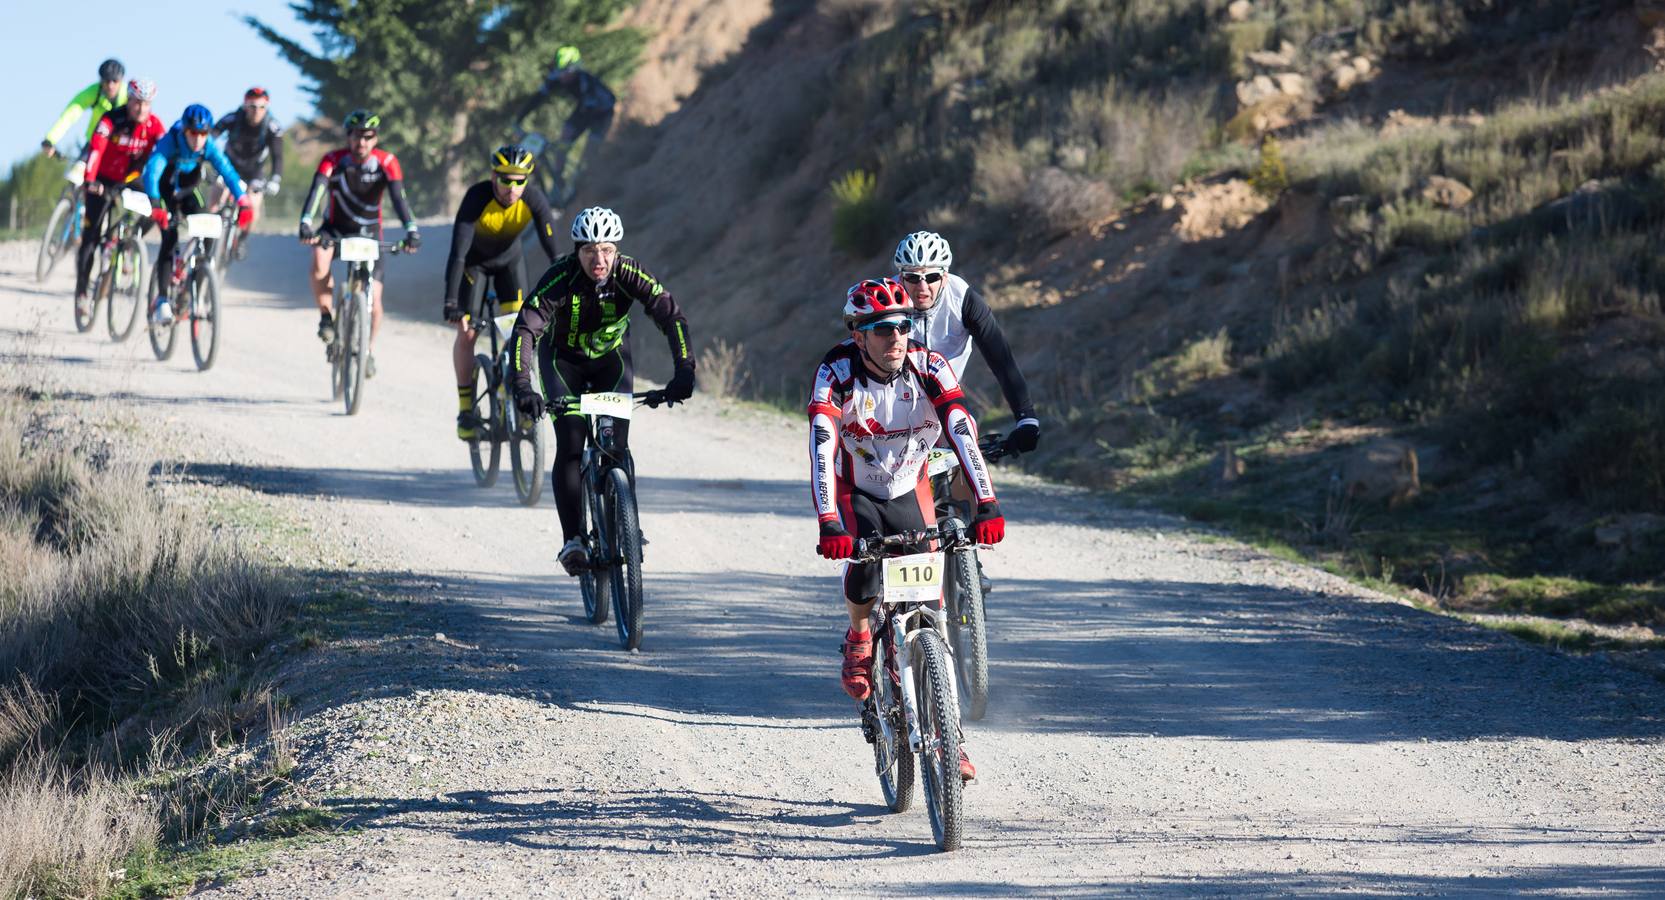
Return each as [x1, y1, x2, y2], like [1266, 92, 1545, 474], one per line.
[141, 104, 250, 323]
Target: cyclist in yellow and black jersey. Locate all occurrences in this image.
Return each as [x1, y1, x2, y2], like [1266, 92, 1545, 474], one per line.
[444, 145, 562, 439]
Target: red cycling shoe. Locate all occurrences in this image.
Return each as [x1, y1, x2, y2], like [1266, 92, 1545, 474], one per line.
[959, 748, 977, 782]
[841, 628, 873, 700]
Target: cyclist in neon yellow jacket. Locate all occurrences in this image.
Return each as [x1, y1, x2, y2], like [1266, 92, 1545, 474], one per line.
[41, 59, 128, 157]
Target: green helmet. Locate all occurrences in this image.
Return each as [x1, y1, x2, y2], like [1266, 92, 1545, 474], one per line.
[343, 109, 381, 133]
[555, 45, 581, 70]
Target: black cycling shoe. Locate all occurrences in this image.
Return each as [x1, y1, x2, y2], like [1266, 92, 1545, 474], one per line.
[457, 411, 480, 441]
[317, 314, 336, 344]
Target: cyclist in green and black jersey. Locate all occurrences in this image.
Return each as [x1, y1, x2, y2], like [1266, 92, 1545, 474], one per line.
[508, 207, 695, 574]
[444, 145, 562, 439]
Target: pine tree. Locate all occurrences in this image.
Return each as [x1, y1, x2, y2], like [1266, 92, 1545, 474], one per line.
[246, 0, 644, 211]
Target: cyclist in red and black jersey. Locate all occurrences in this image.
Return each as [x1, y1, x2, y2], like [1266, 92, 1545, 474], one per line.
[297, 109, 420, 358]
[74, 78, 165, 316]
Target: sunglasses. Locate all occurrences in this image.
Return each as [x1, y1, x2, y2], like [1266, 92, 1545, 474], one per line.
[495, 175, 527, 187]
[857, 319, 912, 337]
[247, 103, 268, 110]
[899, 271, 943, 285]
[185, 129, 209, 139]
[350, 131, 377, 140]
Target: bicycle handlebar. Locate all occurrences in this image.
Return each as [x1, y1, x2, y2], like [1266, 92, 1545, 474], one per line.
[547, 390, 680, 412]
[315, 236, 409, 256]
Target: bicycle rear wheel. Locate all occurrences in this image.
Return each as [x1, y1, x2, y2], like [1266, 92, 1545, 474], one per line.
[946, 547, 990, 720]
[914, 629, 964, 851]
[341, 289, 369, 415]
[605, 467, 644, 649]
[468, 353, 502, 487]
[189, 265, 221, 371]
[146, 271, 178, 361]
[871, 628, 915, 813]
[508, 391, 546, 505]
[579, 474, 611, 625]
[106, 239, 144, 342]
[36, 193, 75, 283]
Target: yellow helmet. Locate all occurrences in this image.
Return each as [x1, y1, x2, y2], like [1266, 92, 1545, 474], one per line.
[555, 45, 581, 70]
[491, 144, 536, 177]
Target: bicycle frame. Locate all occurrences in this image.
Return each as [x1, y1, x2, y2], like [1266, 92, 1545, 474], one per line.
[861, 534, 961, 757]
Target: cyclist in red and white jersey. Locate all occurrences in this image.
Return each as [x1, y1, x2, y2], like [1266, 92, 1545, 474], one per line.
[297, 109, 420, 369]
[807, 277, 1005, 782]
[73, 78, 164, 317]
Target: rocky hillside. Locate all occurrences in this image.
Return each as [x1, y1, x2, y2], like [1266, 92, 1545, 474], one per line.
[583, 0, 1663, 632]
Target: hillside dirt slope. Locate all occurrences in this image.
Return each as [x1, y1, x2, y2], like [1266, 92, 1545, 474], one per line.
[2, 232, 1663, 893]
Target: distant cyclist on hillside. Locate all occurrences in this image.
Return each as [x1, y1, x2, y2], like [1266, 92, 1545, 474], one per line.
[513, 44, 615, 202]
[444, 145, 562, 440]
[41, 58, 127, 159]
[212, 87, 285, 252]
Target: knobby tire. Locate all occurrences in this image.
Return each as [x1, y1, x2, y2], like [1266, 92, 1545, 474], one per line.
[342, 285, 369, 415]
[468, 353, 501, 487]
[36, 194, 74, 283]
[106, 240, 144, 342]
[190, 265, 221, 371]
[606, 467, 644, 650]
[579, 471, 611, 625]
[914, 629, 964, 851]
[873, 627, 916, 813]
[508, 388, 546, 506]
[947, 548, 990, 720]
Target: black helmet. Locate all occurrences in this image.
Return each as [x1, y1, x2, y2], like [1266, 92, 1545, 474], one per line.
[98, 58, 125, 82]
[342, 109, 381, 133]
[491, 145, 536, 177]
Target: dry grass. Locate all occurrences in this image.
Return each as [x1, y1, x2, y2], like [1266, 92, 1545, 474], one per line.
[0, 756, 158, 900]
[697, 339, 750, 401]
[0, 355, 294, 897]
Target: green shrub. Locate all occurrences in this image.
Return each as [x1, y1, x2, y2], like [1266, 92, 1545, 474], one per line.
[1249, 136, 1289, 199]
[829, 169, 891, 257]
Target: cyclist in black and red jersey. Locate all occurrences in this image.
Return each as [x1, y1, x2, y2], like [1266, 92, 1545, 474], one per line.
[212, 87, 284, 251]
[808, 277, 1005, 782]
[443, 145, 561, 440]
[73, 77, 165, 318]
[297, 109, 420, 369]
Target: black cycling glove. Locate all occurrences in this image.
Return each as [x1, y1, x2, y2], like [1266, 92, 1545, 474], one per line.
[1007, 416, 1041, 453]
[515, 390, 545, 421]
[442, 299, 464, 323]
[664, 366, 695, 404]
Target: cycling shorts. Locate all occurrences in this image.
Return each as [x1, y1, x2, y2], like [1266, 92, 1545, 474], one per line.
[461, 252, 528, 319]
[320, 220, 385, 283]
[838, 482, 937, 604]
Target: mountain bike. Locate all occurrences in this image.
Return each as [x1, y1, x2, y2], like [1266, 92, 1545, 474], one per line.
[553, 390, 668, 650]
[466, 291, 547, 505]
[509, 127, 567, 210]
[36, 161, 85, 283]
[854, 527, 971, 852]
[146, 212, 223, 371]
[320, 236, 405, 416]
[87, 188, 150, 342]
[214, 178, 270, 271]
[925, 432, 1011, 721]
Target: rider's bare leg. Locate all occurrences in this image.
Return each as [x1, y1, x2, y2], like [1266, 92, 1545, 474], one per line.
[370, 280, 384, 342]
[452, 318, 476, 386]
[309, 246, 334, 315]
[846, 597, 876, 632]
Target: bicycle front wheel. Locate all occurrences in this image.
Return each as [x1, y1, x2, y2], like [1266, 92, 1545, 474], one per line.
[189, 265, 221, 371]
[579, 474, 611, 626]
[79, 258, 106, 334]
[914, 629, 965, 852]
[605, 467, 644, 649]
[106, 239, 144, 342]
[468, 353, 501, 487]
[36, 193, 75, 283]
[147, 272, 178, 361]
[946, 548, 990, 721]
[341, 289, 369, 415]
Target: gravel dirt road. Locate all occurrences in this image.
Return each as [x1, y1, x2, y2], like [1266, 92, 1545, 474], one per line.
[3, 236, 1663, 896]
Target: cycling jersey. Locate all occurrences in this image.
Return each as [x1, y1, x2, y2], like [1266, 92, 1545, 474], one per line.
[807, 339, 996, 523]
[45, 81, 128, 147]
[914, 273, 1035, 420]
[509, 254, 693, 398]
[299, 147, 415, 231]
[523, 67, 616, 118]
[444, 180, 561, 303]
[141, 127, 244, 203]
[83, 106, 165, 186]
[211, 108, 284, 179]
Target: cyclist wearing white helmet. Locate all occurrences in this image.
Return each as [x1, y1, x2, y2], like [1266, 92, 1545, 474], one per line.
[893, 230, 1039, 453]
[507, 206, 696, 574]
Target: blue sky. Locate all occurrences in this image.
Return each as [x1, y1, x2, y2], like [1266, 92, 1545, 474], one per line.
[4, 2, 319, 167]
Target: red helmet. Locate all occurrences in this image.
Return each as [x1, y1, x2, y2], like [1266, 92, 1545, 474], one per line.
[245, 86, 269, 101]
[843, 277, 912, 327]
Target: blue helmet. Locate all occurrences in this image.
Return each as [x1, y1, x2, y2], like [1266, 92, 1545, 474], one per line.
[181, 104, 213, 131]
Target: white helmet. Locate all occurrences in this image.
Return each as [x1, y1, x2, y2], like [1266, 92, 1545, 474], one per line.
[571, 206, 623, 244]
[893, 230, 953, 271]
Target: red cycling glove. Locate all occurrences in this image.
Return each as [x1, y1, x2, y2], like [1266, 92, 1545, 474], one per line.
[150, 206, 170, 230]
[236, 197, 253, 229]
[973, 500, 1005, 545]
[818, 520, 854, 560]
